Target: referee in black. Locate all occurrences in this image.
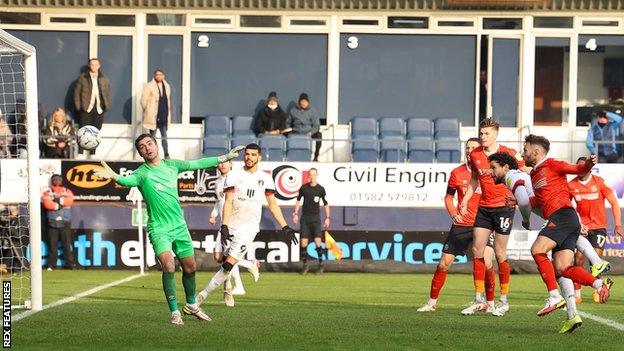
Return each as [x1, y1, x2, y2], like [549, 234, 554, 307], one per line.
[292, 168, 330, 274]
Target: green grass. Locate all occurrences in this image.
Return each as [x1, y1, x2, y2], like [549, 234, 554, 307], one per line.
[12, 270, 624, 350]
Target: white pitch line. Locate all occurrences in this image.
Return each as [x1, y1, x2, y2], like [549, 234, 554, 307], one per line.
[578, 311, 624, 331]
[13, 273, 146, 322]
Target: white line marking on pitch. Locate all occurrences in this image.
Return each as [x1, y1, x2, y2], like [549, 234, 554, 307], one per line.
[578, 311, 624, 331]
[13, 273, 146, 322]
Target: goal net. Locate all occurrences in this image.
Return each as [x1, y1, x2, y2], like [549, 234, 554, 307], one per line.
[0, 29, 42, 311]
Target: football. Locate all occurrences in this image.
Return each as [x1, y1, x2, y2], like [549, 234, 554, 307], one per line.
[76, 125, 101, 150]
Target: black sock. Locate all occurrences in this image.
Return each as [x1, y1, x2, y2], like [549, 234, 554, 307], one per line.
[301, 246, 308, 264]
[315, 247, 324, 263]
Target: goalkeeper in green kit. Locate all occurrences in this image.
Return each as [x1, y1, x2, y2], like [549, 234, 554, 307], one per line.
[95, 133, 244, 325]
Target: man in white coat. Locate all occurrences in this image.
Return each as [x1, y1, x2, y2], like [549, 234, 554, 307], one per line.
[141, 69, 172, 158]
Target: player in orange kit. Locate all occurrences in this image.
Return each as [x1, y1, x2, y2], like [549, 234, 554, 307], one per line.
[417, 138, 496, 312]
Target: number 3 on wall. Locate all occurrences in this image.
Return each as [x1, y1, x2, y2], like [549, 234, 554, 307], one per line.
[197, 35, 209, 48]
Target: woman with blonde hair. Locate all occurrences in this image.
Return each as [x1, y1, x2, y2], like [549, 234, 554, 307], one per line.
[44, 108, 76, 158]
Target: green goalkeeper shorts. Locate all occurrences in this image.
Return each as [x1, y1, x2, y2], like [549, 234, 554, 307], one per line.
[149, 226, 195, 259]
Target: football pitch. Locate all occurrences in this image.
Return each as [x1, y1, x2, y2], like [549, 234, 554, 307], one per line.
[13, 270, 624, 350]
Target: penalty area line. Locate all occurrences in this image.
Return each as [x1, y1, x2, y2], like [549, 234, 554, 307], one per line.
[13, 273, 146, 322]
[578, 311, 624, 331]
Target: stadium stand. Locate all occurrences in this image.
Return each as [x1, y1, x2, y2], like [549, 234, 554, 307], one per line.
[259, 134, 285, 161]
[380, 136, 406, 163]
[379, 117, 405, 138]
[408, 137, 434, 163]
[232, 115, 255, 136]
[203, 134, 229, 156]
[352, 134, 378, 162]
[286, 134, 313, 161]
[204, 115, 230, 136]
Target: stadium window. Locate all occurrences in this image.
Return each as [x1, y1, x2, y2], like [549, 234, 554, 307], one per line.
[240, 15, 281, 28]
[148, 35, 183, 123]
[482, 18, 522, 30]
[533, 17, 573, 29]
[290, 19, 327, 26]
[194, 17, 231, 25]
[581, 20, 619, 27]
[49, 17, 87, 24]
[0, 12, 41, 25]
[387, 17, 428, 29]
[146, 14, 186, 26]
[98, 35, 133, 124]
[342, 19, 379, 26]
[437, 20, 474, 27]
[534, 37, 570, 126]
[95, 14, 135, 27]
[576, 35, 624, 126]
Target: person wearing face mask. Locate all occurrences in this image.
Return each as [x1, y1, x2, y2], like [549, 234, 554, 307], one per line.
[44, 108, 76, 158]
[255, 91, 287, 135]
[586, 110, 622, 163]
[42, 174, 75, 270]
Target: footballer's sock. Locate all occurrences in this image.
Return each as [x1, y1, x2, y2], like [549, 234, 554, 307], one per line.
[301, 246, 308, 264]
[576, 236, 602, 265]
[224, 273, 233, 290]
[473, 258, 486, 301]
[485, 267, 496, 302]
[316, 246, 324, 263]
[182, 271, 196, 305]
[162, 272, 178, 312]
[574, 282, 582, 297]
[562, 265, 597, 287]
[498, 259, 510, 298]
[533, 253, 558, 292]
[202, 267, 231, 296]
[430, 268, 447, 300]
[230, 265, 243, 290]
[558, 276, 577, 319]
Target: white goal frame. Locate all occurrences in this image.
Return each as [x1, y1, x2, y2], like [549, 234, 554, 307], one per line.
[0, 30, 41, 311]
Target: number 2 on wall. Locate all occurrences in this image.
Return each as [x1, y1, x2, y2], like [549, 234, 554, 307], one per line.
[197, 35, 209, 48]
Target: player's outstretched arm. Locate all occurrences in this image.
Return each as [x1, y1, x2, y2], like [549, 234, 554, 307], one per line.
[267, 194, 299, 244]
[175, 145, 246, 172]
[94, 161, 140, 187]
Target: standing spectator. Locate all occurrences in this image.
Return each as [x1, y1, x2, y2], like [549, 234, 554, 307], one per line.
[141, 69, 172, 158]
[73, 58, 111, 156]
[586, 110, 622, 163]
[287, 93, 322, 161]
[0, 108, 14, 158]
[42, 174, 75, 270]
[255, 91, 287, 135]
[44, 108, 76, 159]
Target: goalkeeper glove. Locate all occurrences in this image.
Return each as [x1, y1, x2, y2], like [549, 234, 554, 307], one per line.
[220, 224, 233, 246]
[281, 225, 299, 245]
[94, 161, 120, 180]
[218, 145, 245, 163]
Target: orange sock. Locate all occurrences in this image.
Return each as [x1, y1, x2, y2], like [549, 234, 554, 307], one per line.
[430, 268, 447, 299]
[473, 258, 486, 293]
[485, 268, 496, 302]
[533, 253, 558, 292]
[498, 260, 510, 295]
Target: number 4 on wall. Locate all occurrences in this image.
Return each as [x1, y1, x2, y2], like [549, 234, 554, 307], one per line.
[197, 35, 209, 48]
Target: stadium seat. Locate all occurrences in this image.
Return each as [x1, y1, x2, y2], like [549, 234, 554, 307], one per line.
[380, 136, 406, 162]
[204, 115, 230, 136]
[232, 115, 255, 136]
[352, 135, 378, 162]
[230, 135, 258, 160]
[203, 134, 229, 157]
[407, 137, 434, 163]
[259, 134, 285, 161]
[351, 117, 378, 138]
[436, 139, 461, 163]
[406, 118, 433, 139]
[379, 117, 405, 138]
[434, 118, 460, 139]
[286, 134, 312, 162]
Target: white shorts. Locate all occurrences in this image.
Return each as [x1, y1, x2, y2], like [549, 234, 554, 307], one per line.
[222, 228, 258, 261]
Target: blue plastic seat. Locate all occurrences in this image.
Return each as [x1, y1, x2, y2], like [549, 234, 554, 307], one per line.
[434, 118, 460, 139]
[351, 117, 378, 138]
[380, 136, 406, 162]
[379, 117, 405, 138]
[203, 135, 229, 157]
[407, 118, 433, 139]
[204, 115, 230, 136]
[436, 139, 461, 163]
[352, 135, 378, 162]
[286, 134, 312, 161]
[408, 137, 434, 163]
[232, 116, 255, 136]
[259, 134, 285, 161]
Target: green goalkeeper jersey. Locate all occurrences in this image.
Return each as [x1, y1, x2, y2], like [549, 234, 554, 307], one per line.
[116, 157, 220, 235]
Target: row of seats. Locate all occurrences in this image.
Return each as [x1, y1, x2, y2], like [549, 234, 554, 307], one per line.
[204, 115, 255, 137]
[351, 117, 462, 163]
[203, 134, 314, 162]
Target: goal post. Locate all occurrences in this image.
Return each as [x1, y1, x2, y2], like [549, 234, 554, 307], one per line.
[0, 29, 41, 311]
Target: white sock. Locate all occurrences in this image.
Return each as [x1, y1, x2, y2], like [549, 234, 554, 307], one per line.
[428, 298, 437, 306]
[549, 289, 561, 298]
[475, 292, 485, 302]
[576, 236, 602, 266]
[231, 265, 244, 290]
[574, 289, 581, 298]
[558, 277, 577, 319]
[224, 274, 233, 290]
[186, 302, 198, 309]
[237, 259, 254, 270]
[202, 267, 230, 296]
[171, 310, 181, 316]
[592, 279, 603, 291]
[487, 301, 495, 309]
[500, 295, 508, 304]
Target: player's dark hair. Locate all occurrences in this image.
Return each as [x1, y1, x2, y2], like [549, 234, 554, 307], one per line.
[153, 68, 165, 75]
[309, 167, 318, 173]
[577, 156, 587, 163]
[134, 133, 157, 150]
[488, 152, 518, 170]
[245, 143, 261, 154]
[479, 118, 500, 131]
[466, 137, 481, 145]
[524, 134, 550, 153]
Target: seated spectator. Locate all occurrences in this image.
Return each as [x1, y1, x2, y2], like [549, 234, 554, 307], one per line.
[0, 109, 14, 158]
[255, 91, 287, 135]
[288, 93, 322, 161]
[586, 110, 622, 163]
[44, 108, 76, 159]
